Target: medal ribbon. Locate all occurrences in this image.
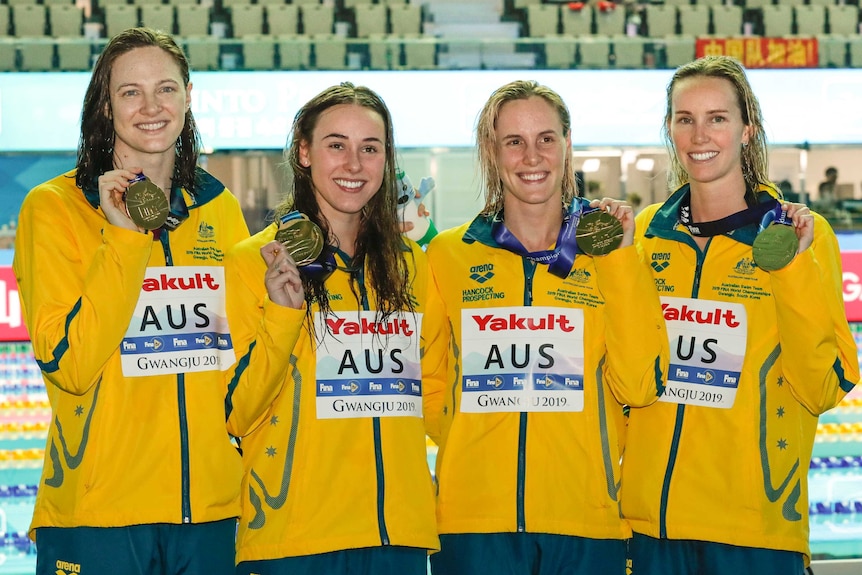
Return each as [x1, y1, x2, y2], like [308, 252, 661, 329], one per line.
[492, 198, 586, 278]
[678, 193, 780, 237]
[279, 211, 304, 225]
[162, 184, 190, 231]
[757, 201, 792, 233]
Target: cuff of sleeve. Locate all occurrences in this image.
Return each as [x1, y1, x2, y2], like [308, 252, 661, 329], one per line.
[592, 244, 639, 276]
[769, 246, 816, 280]
[262, 297, 307, 334]
[102, 223, 153, 247]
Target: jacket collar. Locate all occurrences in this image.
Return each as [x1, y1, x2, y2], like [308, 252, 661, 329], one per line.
[646, 183, 782, 246]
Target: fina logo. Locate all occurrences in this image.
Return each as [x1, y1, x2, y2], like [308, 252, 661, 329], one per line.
[348, 381, 360, 394]
[396, 380, 406, 393]
[469, 263, 494, 284]
[492, 376, 504, 389]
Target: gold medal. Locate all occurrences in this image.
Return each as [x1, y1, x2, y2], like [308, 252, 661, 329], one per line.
[125, 176, 169, 230]
[752, 223, 798, 271]
[275, 215, 324, 266]
[575, 210, 623, 256]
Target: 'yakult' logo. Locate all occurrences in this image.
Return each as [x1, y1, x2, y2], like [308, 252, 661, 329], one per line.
[142, 273, 220, 292]
[662, 302, 740, 327]
[470, 312, 575, 332]
[326, 317, 414, 336]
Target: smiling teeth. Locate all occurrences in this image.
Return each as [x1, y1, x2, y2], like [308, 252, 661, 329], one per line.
[335, 179, 363, 189]
[521, 173, 546, 181]
[690, 152, 718, 161]
[139, 122, 167, 131]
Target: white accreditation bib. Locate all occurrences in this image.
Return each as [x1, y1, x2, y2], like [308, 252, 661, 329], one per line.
[659, 297, 747, 409]
[460, 306, 585, 413]
[314, 310, 423, 419]
[120, 266, 235, 377]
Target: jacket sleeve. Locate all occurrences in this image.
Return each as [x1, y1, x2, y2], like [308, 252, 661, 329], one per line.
[593, 243, 669, 407]
[217, 187, 252, 248]
[223, 234, 306, 438]
[12, 183, 152, 396]
[771, 214, 859, 414]
[421, 261, 449, 446]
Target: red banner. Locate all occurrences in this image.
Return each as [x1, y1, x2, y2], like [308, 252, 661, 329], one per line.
[842, 251, 862, 322]
[0, 265, 28, 341]
[696, 37, 818, 68]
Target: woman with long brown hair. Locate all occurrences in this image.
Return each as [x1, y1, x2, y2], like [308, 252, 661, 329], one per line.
[224, 82, 447, 575]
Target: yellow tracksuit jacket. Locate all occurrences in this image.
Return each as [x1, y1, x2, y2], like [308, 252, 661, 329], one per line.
[224, 223, 447, 563]
[425, 213, 668, 539]
[13, 169, 248, 534]
[621, 185, 859, 562]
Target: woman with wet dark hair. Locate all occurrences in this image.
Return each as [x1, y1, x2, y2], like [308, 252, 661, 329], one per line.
[224, 82, 447, 575]
[14, 27, 248, 575]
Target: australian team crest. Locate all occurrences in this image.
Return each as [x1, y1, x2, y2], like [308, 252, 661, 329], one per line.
[198, 221, 215, 239]
[734, 257, 758, 275]
[566, 268, 592, 284]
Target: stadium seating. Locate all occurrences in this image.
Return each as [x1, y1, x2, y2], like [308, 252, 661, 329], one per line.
[0, 5, 10, 37]
[645, 5, 677, 38]
[104, 5, 140, 39]
[561, 4, 592, 36]
[579, 35, 611, 68]
[761, 5, 793, 37]
[677, 5, 709, 36]
[3, 0, 862, 73]
[354, 4, 388, 38]
[12, 5, 47, 36]
[796, 5, 826, 37]
[55, 38, 91, 70]
[526, 4, 559, 37]
[231, 4, 264, 36]
[140, 4, 175, 35]
[712, 5, 743, 36]
[267, 4, 299, 36]
[48, 5, 83, 37]
[390, 4, 422, 36]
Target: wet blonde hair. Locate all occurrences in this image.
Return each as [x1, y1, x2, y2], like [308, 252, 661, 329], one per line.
[475, 80, 577, 216]
[663, 55, 769, 203]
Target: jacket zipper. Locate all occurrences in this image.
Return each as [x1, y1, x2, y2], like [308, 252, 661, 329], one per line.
[159, 231, 193, 523]
[356, 269, 390, 545]
[659, 244, 705, 537]
[517, 260, 536, 532]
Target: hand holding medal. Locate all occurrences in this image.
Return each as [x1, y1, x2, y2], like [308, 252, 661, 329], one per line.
[97, 169, 168, 232]
[575, 198, 633, 256]
[261, 233, 306, 310]
[124, 173, 170, 230]
[752, 202, 813, 271]
[274, 211, 325, 266]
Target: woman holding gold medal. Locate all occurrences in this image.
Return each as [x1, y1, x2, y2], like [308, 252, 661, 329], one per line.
[13, 28, 249, 575]
[223, 82, 448, 575]
[424, 80, 669, 575]
[621, 55, 860, 575]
